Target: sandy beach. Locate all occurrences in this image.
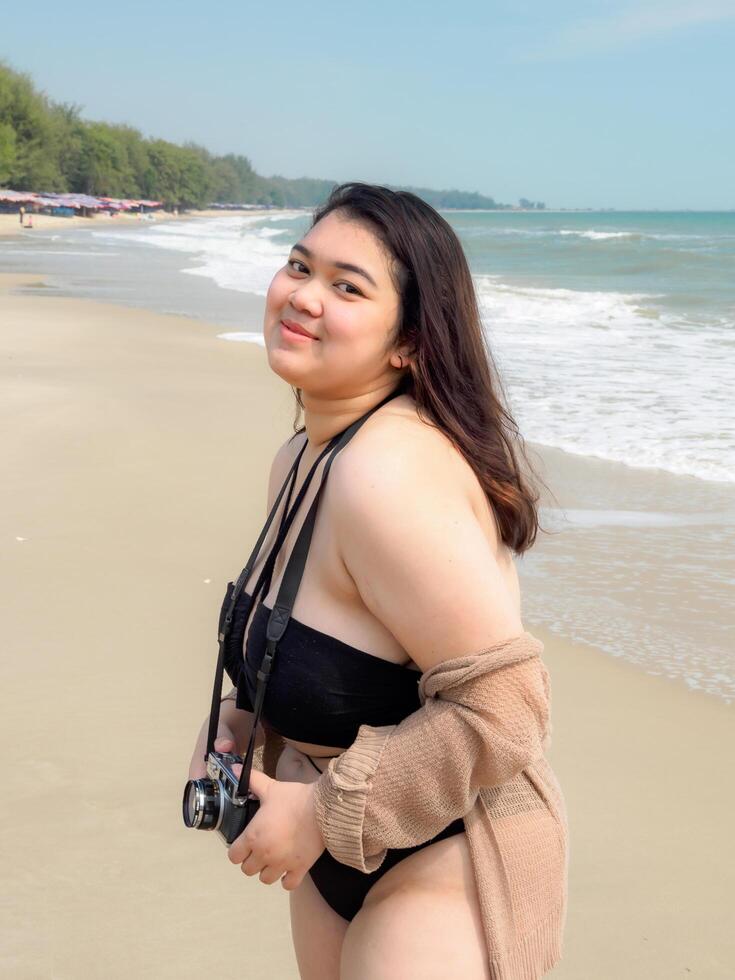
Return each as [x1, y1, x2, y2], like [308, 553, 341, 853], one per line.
[1, 271, 733, 978]
[0, 207, 281, 239]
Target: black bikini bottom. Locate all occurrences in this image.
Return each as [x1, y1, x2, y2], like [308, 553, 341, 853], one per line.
[308, 816, 466, 922]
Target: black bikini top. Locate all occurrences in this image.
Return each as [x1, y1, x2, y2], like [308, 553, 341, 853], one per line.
[208, 386, 420, 790]
[233, 591, 421, 747]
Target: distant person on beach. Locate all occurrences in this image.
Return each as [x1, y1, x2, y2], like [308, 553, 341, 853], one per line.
[187, 182, 568, 978]
[19, 205, 24, 225]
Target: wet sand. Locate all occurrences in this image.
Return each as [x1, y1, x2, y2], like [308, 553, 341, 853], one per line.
[1, 273, 733, 978]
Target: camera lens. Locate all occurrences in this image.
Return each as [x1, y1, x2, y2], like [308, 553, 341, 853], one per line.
[182, 778, 223, 831]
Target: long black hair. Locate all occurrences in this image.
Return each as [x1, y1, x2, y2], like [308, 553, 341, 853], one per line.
[289, 182, 552, 555]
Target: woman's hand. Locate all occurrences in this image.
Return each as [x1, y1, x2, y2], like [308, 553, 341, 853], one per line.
[187, 702, 259, 781]
[227, 767, 326, 890]
[188, 730, 236, 781]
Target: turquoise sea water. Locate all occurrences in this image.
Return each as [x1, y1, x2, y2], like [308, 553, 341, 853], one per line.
[4, 208, 733, 482]
[449, 210, 735, 485]
[72, 207, 734, 484]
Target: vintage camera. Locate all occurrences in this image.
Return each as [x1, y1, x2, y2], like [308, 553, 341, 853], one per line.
[182, 750, 260, 845]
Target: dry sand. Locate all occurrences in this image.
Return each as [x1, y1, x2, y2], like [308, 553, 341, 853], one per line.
[0, 207, 283, 239]
[1, 272, 733, 978]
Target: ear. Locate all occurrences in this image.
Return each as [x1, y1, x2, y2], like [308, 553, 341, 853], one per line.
[391, 347, 413, 370]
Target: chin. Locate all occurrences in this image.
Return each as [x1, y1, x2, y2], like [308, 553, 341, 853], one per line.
[265, 346, 307, 386]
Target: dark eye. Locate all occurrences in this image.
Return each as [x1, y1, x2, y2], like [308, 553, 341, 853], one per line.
[287, 259, 362, 296]
[336, 282, 362, 296]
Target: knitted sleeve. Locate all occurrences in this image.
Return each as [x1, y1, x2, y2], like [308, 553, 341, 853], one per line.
[311, 632, 551, 872]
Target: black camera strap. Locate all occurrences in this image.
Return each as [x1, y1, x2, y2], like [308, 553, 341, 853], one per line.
[206, 436, 337, 758]
[234, 386, 405, 799]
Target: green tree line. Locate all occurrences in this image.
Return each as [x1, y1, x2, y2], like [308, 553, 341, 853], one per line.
[0, 61, 515, 210]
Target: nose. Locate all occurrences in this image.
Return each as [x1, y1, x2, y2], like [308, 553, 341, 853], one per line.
[288, 280, 323, 318]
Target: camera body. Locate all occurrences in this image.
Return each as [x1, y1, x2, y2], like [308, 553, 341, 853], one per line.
[182, 751, 260, 845]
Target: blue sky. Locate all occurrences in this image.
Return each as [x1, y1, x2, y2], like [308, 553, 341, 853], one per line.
[2, 1, 733, 209]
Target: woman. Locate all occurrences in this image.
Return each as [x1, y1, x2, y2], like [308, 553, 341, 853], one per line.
[189, 183, 567, 979]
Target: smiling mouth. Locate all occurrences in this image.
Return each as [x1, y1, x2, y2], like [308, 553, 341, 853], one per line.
[281, 319, 317, 340]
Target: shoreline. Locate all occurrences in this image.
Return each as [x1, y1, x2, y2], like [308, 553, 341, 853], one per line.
[4, 206, 730, 242]
[0, 206, 285, 239]
[2, 271, 733, 978]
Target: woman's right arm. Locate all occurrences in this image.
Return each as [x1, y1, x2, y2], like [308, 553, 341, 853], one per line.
[188, 699, 264, 780]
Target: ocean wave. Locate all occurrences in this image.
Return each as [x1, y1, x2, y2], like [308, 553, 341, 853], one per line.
[91, 212, 306, 295]
[475, 277, 734, 484]
[559, 229, 636, 240]
[85, 212, 734, 485]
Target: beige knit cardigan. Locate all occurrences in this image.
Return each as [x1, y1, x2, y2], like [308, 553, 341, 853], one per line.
[258, 630, 569, 980]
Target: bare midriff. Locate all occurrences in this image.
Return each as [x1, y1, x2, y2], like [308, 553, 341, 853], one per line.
[276, 741, 342, 780]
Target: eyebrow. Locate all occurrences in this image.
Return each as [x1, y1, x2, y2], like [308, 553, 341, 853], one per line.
[291, 243, 378, 289]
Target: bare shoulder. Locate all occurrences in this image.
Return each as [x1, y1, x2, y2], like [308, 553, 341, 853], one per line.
[275, 429, 308, 469]
[328, 396, 524, 667]
[267, 430, 307, 508]
[331, 394, 479, 519]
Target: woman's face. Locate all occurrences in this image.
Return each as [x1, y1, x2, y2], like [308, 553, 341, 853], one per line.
[263, 210, 403, 398]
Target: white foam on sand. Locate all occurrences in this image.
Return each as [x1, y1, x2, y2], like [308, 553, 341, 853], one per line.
[216, 331, 265, 346]
[541, 507, 735, 529]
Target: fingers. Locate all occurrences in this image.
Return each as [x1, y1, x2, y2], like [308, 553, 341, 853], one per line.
[280, 870, 304, 891]
[258, 866, 284, 886]
[247, 769, 270, 797]
[227, 832, 252, 866]
[227, 833, 303, 889]
[239, 850, 264, 877]
[189, 736, 234, 780]
[233, 845, 285, 886]
[227, 830, 292, 887]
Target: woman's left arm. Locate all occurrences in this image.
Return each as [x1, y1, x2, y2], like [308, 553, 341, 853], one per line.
[311, 433, 551, 872]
